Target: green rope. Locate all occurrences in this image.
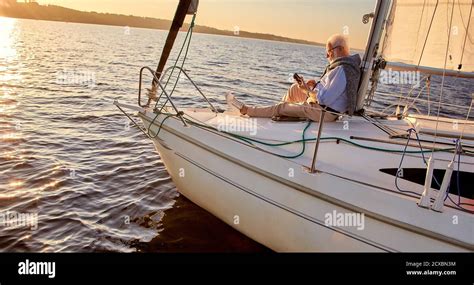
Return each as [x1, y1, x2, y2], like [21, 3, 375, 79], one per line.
[157, 14, 196, 113]
[233, 134, 458, 154]
[148, 114, 175, 139]
[147, 14, 196, 138]
[271, 121, 311, 159]
[151, 112, 469, 157]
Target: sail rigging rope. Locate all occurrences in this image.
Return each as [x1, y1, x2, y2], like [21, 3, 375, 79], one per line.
[431, 0, 456, 154]
[156, 14, 196, 113]
[459, 97, 474, 140]
[395, 75, 431, 116]
[395, 128, 432, 196]
[457, 0, 473, 70]
[146, 13, 196, 138]
[391, 0, 437, 112]
[416, 0, 440, 71]
[414, 0, 428, 51]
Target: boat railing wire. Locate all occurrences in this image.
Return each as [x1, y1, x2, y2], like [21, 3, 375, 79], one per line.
[373, 91, 474, 112]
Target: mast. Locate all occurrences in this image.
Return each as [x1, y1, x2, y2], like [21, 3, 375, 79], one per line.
[356, 0, 393, 112]
[151, 0, 198, 92]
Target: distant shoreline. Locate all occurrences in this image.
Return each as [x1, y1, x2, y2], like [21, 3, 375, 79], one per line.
[0, 2, 324, 47]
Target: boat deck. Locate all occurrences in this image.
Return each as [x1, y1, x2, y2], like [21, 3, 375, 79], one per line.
[178, 108, 474, 212]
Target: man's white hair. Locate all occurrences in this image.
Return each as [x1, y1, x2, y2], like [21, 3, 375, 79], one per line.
[327, 34, 350, 54]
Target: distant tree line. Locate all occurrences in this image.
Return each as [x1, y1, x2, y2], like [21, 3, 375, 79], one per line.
[0, 2, 321, 46]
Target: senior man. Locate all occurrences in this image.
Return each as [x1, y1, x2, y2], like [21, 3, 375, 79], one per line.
[227, 34, 362, 122]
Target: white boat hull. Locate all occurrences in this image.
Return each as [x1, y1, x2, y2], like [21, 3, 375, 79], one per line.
[154, 136, 384, 251]
[139, 110, 473, 252]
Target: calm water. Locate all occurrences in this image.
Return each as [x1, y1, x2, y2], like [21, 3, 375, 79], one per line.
[0, 18, 472, 252]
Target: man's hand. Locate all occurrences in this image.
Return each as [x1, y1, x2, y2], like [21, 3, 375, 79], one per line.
[297, 78, 317, 92]
[306, 89, 318, 104]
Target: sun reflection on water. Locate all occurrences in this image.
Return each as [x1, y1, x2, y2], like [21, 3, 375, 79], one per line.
[0, 132, 22, 141]
[0, 17, 22, 90]
[8, 180, 24, 188]
[0, 17, 17, 59]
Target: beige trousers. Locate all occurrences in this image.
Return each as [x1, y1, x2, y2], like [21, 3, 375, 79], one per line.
[246, 83, 338, 122]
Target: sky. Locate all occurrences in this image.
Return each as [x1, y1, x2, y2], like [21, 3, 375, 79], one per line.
[37, 0, 377, 49]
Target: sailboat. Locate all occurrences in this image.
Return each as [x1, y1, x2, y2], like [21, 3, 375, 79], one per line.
[115, 0, 473, 252]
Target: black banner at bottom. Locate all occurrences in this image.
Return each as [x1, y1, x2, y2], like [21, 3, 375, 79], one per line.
[0, 253, 472, 282]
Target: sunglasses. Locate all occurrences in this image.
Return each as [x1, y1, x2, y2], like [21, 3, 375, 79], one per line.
[326, 46, 341, 58]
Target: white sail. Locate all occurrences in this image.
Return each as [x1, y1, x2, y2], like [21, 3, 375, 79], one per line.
[382, 0, 473, 75]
